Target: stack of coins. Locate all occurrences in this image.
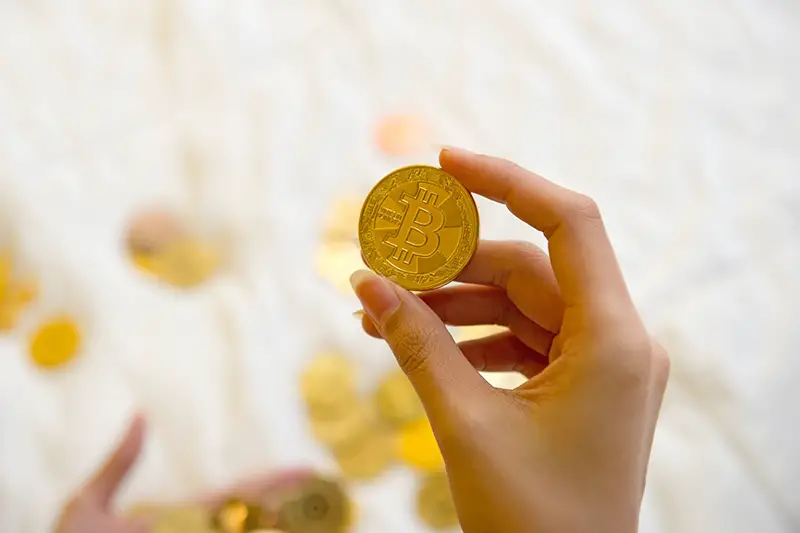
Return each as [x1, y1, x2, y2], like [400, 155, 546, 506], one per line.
[126, 208, 221, 289]
[0, 251, 37, 332]
[314, 196, 364, 294]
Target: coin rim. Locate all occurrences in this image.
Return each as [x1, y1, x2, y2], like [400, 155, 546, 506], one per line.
[358, 165, 479, 291]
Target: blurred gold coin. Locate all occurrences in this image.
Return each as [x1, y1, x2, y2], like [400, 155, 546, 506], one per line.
[300, 352, 358, 417]
[374, 114, 429, 156]
[322, 196, 362, 243]
[358, 166, 479, 291]
[29, 316, 81, 369]
[153, 505, 213, 533]
[374, 371, 424, 427]
[314, 241, 364, 294]
[398, 417, 444, 473]
[0, 253, 11, 297]
[333, 426, 395, 480]
[126, 209, 187, 255]
[276, 475, 349, 533]
[416, 473, 459, 530]
[212, 498, 268, 532]
[309, 401, 377, 450]
[148, 238, 221, 288]
[0, 253, 38, 332]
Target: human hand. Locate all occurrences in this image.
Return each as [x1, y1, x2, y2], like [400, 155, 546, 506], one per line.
[352, 147, 670, 533]
[53, 415, 151, 533]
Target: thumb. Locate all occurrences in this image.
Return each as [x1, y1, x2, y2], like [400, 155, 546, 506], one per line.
[350, 270, 487, 408]
[84, 413, 146, 509]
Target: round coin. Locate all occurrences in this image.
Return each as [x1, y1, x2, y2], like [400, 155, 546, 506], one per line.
[416, 473, 459, 530]
[153, 506, 214, 533]
[374, 371, 424, 427]
[300, 352, 359, 418]
[397, 417, 444, 473]
[29, 316, 82, 369]
[309, 401, 377, 450]
[358, 166, 478, 291]
[332, 425, 395, 480]
[276, 476, 349, 533]
[212, 498, 268, 532]
[148, 238, 221, 288]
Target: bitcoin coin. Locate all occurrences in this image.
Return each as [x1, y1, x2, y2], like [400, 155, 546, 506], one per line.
[300, 352, 359, 418]
[148, 238, 221, 288]
[333, 427, 395, 480]
[374, 371, 424, 427]
[416, 473, 459, 530]
[276, 476, 349, 533]
[358, 166, 478, 291]
[29, 316, 82, 369]
[397, 417, 444, 473]
[152, 506, 214, 533]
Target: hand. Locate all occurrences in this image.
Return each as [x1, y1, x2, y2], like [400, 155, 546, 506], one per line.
[351, 147, 670, 533]
[53, 415, 151, 533]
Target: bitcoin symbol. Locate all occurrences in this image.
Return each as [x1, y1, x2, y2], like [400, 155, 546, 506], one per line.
[384, 185, 445, 270]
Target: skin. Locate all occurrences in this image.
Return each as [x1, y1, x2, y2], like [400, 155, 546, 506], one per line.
[55, 146, 668, 533]
[351, 147, 670, 533]
[53, 414, 313, 533]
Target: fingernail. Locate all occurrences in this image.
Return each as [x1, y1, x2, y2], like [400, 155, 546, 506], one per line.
[349, 270, 401, 324]
[439, 145, 474, 157]
[352, 309, 365, 320]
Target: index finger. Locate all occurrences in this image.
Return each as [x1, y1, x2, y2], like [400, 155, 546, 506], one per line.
[439, 147, 631, 312]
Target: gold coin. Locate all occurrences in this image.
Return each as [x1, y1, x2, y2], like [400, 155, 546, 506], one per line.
[276, 476, 349, 533]
[416, 473, 459, 530]
[153, 505, 214, 533]
[358, 166, 478, 291]
[212, 498, 269, 532]
[300, 352, 358, 418]
[322, 196, 362, 243]
[29, 316, 81, 369]
[309, 401, 377, 450]
[374, 371, 424, 427]
[332, 426, 395, 480]
[0, 253, 11, 298]
[397, 417, 444, 473]
[148, 238, 221, 288]
[314, 241, 364, 294]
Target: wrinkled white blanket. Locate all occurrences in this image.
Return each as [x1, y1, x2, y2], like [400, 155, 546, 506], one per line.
[0, 1, 798, 532]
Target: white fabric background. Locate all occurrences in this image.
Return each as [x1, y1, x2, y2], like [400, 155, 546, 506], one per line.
[0, 1, 798, 532]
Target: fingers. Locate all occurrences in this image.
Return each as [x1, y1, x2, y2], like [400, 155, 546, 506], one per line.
[455, 240, 563, 332]
[440, 147, 632, 315]
[363, 284, 554, 355]
[350, 270, 488, 407]
[458, 331, 548, 378]
[83, 414, 146, 509]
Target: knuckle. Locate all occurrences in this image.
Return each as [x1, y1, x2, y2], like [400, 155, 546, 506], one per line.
[650, 342, 672, 386]
[566, 193, 602, 223]
[390, 323, 438, 377]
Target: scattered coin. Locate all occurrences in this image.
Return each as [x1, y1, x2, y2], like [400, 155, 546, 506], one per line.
[358, 165, 479, 291]
[374, 371, 424, 427]
[332, 427, 396, 481]
[29, 316, 81, 369]
[152, 505, 214, 533]
[314, 241, 364, 294]
[416, 472, 459, 530]
[147, 238, 221, 288]
[0, 253, 37, 332]
[300, 352, 359, 419]
[397, 417, 444, 473]
[308, 401, 377, 451]
[374, 114, 429, 157]
[212, 498, 270, 533]
[276, 475, 349, 533]
[321, 196, 362, 243]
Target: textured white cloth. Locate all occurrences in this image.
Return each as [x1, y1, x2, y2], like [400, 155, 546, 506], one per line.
[0, 1, 798, 532]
